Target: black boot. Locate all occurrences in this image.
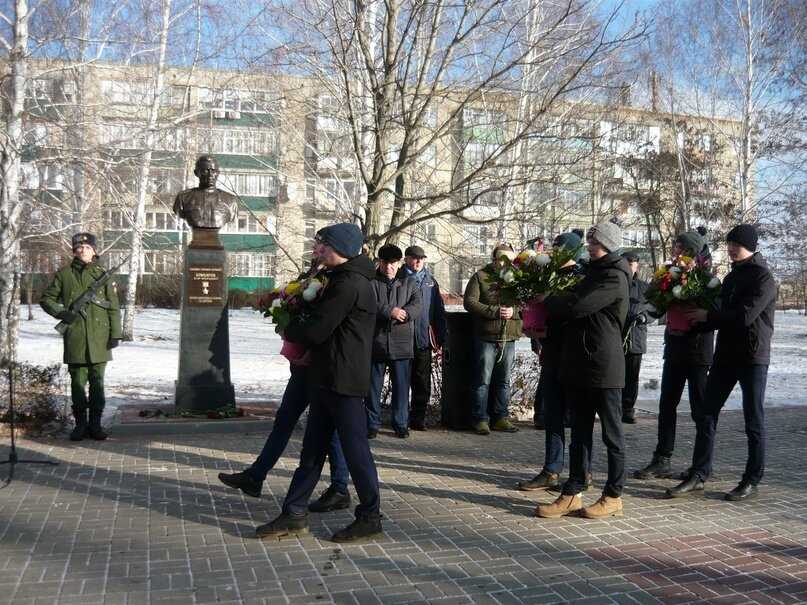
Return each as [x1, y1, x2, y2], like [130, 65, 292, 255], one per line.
[255, 512, 309, 539]
[218, 471, 262, 498]
[725, 480, 757, 501]
[622, 409, 636, 424]
[665, 473, 705, 498]
[633, 455, 672, 480]
[516, 469, 560, 491]
[308, 486, 351, 512]
[87, 409, 107, 440]
[70, 408, 88, 441]
[331, 515, 383, 543]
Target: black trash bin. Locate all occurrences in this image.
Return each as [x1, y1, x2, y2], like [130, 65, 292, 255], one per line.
[441, 311, 474, 429]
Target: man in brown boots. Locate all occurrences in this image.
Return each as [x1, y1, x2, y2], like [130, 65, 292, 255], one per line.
[533, 221, 631, 519]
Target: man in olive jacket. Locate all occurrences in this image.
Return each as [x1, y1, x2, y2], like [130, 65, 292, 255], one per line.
[40, 233, 122, 441]
[464, 243, 523, 435]
[366, 244, 422, 438]
[669, 224, 777, 502]
[536, 221, 631, 520]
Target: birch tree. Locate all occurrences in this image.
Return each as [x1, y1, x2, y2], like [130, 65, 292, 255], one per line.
[246, 0, 646, 251]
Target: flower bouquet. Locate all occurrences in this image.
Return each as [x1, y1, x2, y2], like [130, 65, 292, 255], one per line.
[485, 245, 583, 338]
[645, 254, 721, 333]
[258, 273, 328, 362]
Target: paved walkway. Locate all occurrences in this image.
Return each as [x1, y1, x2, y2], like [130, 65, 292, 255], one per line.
[2, 406, 807, 604]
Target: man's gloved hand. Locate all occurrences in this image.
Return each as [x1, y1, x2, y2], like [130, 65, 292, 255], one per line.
[636, 314, 648, 325]
[107, 338, 120, 349]
[58, 310, 79, 324]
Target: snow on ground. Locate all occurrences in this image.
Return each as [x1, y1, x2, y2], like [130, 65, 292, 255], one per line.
[17, 306, 807, 416]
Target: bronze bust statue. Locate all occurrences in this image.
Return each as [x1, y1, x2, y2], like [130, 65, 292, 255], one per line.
[173, 155, 238, 230]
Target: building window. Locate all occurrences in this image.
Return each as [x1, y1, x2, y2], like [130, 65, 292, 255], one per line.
[218, 172, 277, 197]
[198, 128, 277, 156]
[464, 224, 490, 255]
[229, 252, 274, 277]
[105, 209, 128, 229]
[145, 210, 178, 231]
[102, 80, 185, 107]
[144, 251, 180, 274]
[198, 88, 274, 114]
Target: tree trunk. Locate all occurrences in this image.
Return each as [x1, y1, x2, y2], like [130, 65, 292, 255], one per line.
[0, 0, 30, 362]
[121, 0, 172, 341]
[25, 272, 34, 320]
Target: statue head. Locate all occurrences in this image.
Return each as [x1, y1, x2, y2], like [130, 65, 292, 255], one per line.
[194, 155, 220, 189]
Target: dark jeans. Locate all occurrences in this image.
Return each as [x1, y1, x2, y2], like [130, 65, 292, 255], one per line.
[470, 338, 515, 423]
[541, 368, 591, 475]
[622, 353, 642, 414]
[533, 370, 545, 427]
[283, 388, 381, 518]
[366, 359, 412, 433]
[410, 347, 432, 425]
[653, 361, 709, 458]
[68, 363, 107, 411]
[562, 386, 625, 497]
[247, 365, 349, 493]
[690, 364, 768, 485]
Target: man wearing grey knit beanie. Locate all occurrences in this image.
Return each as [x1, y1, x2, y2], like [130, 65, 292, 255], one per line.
[534, 221, 632, 520]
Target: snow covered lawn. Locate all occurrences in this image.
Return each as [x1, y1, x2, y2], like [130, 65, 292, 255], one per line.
[16, 307, 807, 416]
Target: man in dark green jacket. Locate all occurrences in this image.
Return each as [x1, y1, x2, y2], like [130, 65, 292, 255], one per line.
[463, 243, 523, 435]
[40, 233, 121, 441]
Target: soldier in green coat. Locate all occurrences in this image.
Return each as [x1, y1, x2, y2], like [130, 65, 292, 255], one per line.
[40, 233, 122, 441]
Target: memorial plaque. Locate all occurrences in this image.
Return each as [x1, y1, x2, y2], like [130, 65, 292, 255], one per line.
[186, 266, 224, 306]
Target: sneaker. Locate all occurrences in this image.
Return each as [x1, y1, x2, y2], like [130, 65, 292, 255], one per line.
[491, 418, 519, 433]
[581, 495, 623, 519]
[473, 421, 490, 435]
[308, 486, 351, 513]
[368, 429, 378, 439]
[331, 515, 383, 543]
[255, 512, 309, 539]
[218, 471, 262, 498]
[534, 493, 583, 518]
[516, 469, 560, 491]
[633, 456, 672, 480]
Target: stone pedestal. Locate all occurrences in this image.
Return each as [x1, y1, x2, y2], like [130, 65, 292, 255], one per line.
[175, 228, 235, 412]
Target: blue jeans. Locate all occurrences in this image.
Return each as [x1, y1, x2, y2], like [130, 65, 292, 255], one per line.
[365, 359, 412, 433]
[246, 365, 349, 493]
[470, 338, 515, 424]
[283, 389, 381, 518]
[690, 364, 768, 484]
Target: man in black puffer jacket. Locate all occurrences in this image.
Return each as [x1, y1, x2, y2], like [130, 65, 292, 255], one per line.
[535, 221, 631, 520]
[366, 244, 421, 438]
[667, 224, 777, 502]
[256, 222, 384, 543]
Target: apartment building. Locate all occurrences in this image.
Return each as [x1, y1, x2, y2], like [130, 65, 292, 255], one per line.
[16, 62, 741, 298]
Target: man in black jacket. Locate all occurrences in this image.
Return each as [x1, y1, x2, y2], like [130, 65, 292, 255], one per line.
[668, 224, 777, 501]
[255, 222, 383, 542]
[535, 221, 631, 519]
[366, 244, 422, 438]
[634, 231, 714, 480]
[620, 251, 655, 424]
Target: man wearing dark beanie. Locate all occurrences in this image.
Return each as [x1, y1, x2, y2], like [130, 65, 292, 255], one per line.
[256, 222, 385, 542]
[667, 223, 777, 502]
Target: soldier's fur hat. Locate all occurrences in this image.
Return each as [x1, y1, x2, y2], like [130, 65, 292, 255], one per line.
[71, 232, 98, 250]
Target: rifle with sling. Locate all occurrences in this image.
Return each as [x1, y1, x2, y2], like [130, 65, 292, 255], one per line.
[54, 254, 131, 335]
